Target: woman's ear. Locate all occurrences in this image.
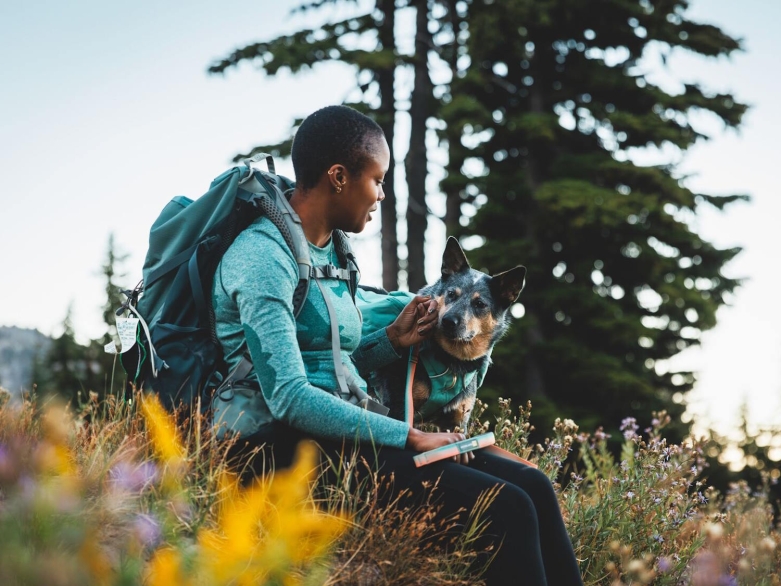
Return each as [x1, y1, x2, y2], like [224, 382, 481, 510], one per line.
[327, 164, 347, 192]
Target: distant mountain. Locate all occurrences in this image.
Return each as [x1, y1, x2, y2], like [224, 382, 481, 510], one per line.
[0, 326, 52, 398]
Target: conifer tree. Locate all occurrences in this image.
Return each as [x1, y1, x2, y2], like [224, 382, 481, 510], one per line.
[209, 1, 405, 289]
[101, 233, 129, 341]
[442, 0, 747, 439]
[99, 233, 129, 396]
[35, 305, 100, 403]
[208, 1, 475, 291]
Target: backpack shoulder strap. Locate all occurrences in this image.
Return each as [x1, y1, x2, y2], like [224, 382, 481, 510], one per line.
[333, 230, 359, 301]
[242, 169, 312, 318]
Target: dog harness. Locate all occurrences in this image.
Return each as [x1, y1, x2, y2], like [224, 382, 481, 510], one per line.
[404, 341, 491, 423]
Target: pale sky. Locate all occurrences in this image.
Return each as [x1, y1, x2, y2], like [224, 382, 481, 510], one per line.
[1, 0, 778, 437]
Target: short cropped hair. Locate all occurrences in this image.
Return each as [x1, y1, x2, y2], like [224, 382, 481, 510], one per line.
[291, 105, 386, 190]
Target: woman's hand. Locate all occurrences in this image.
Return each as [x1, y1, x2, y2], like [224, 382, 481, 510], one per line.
[386, 295, 439, 352]
[405, 427, 474, 465]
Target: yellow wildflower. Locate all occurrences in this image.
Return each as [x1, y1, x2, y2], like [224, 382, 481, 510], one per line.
[146, 547, 192, 586]
[140, 394, 185, 470]
[196, 440, 349, 585]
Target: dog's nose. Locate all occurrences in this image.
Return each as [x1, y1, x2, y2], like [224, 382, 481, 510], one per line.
[441, 313, 460, 331]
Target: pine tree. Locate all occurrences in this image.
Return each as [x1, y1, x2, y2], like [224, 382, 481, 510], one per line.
[208, 1, 405, 289]
[208, 1, 473, 291]
[99, 233, 129, 397]
[442, 0, 747, 439]
[34, 236, 129, 402]
[101, 233, 129, 341]
[35, 305, 101, 403]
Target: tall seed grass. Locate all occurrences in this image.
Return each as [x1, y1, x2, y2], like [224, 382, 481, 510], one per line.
[1, 387, 779, 585]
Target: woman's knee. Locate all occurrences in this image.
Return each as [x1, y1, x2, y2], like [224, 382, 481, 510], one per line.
[487, 483, 539, 529]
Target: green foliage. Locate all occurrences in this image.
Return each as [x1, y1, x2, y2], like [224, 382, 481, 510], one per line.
[471, 397, 781, 585]
[443, 0, 748, 443]
[208, 0, 750, 452]
[2, 390, 780, 585]
[33, 235, 129, 403]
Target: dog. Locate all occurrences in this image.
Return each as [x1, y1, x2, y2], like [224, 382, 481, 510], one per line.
[373, 237, 526, 431]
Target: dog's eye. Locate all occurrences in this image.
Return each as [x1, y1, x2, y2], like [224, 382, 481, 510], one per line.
[446, 290, 457, 300]
[472, 298, 487, 310]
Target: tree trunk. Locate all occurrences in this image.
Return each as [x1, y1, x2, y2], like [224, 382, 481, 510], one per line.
[405, 0, 432, 292]
[443, 0, 465, 236]
[376, 0, 400, 291]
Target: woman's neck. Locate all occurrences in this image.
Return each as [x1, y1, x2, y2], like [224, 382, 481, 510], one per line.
[289, 187, 333, 247]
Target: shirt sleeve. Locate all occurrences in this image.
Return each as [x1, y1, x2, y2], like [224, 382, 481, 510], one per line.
[351, 327, 403, 376]
[219, 222, 410, 449]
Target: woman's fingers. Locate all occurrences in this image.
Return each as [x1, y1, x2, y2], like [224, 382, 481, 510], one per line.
[415, 299, 439, 333]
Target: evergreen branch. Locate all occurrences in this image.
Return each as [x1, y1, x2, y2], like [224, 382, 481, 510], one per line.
[696, 193, 750, 210]
[207, 14, 376, 75]
[289, 0, 358, 16]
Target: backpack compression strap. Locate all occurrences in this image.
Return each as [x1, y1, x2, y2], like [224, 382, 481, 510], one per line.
[314, 278, 389, 416]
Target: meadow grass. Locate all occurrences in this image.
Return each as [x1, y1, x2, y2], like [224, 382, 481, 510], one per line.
[0, 387, 778, 585]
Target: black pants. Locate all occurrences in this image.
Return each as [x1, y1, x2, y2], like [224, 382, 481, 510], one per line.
[228, 423, 584, 586]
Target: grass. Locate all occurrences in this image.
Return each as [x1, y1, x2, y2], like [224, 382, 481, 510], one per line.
[0, 387, 779, 585]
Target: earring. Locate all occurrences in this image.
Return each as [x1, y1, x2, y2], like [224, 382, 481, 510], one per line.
[335, 185, 342, 193]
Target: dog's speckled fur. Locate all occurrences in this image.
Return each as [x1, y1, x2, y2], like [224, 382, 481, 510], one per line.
[375, 237, 526, 430]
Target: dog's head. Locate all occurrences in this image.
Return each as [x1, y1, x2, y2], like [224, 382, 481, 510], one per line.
[420, 237, 526, 362]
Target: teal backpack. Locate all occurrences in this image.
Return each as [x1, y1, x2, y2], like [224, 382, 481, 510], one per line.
[116, 154, 371, 417]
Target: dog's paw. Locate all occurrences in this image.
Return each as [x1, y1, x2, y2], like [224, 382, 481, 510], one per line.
[442, 391, 476, 428]
[442, 390, 467, 414]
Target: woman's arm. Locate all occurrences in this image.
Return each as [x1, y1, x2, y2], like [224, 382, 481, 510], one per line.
[221, 222, 410, 448]
[351, 295, 439, 374]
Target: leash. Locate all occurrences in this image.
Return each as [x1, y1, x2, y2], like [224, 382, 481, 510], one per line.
[404, 343, 421, 425]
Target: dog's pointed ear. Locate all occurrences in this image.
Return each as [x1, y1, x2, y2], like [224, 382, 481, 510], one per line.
[441, 237, 470, 277]
[489, 266, 526, 308]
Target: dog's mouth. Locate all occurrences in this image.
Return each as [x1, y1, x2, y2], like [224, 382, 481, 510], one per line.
[439, 331, 476, 344]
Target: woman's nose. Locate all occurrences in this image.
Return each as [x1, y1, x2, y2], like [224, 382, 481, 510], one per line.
[378, 189, 386, 202]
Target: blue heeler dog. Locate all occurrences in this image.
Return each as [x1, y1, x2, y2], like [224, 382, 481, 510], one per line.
[376, 237, 526, 431]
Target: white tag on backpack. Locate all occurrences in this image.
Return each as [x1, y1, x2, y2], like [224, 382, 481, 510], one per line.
[104, 341, 118, 354]
[116, 317, 140, 353]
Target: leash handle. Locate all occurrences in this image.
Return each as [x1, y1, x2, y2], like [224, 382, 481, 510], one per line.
[404, 343, 420, 425]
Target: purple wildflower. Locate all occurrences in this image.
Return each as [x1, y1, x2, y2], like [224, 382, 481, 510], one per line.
[657, 556, 673, 573]
[132, 513, 161, 548]
[0, 443, 14, 483]
[110, 461, 158, 493]
[18, 474, 37, 502]
[620, 417, 639, 440]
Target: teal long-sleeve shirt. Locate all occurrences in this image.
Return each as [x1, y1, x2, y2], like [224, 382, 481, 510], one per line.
[212, 216, 410, 448]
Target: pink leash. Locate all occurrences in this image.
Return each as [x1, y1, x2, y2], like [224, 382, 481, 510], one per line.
[404, 343, 420, 425]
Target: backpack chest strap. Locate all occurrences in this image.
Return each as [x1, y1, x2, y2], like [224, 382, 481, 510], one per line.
[311, 264, 351, 281]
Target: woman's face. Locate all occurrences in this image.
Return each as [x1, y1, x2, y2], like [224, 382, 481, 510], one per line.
[338, 138, 390, 233]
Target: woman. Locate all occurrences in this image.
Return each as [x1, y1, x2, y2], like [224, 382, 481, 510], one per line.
[212, 105, 583, 586]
